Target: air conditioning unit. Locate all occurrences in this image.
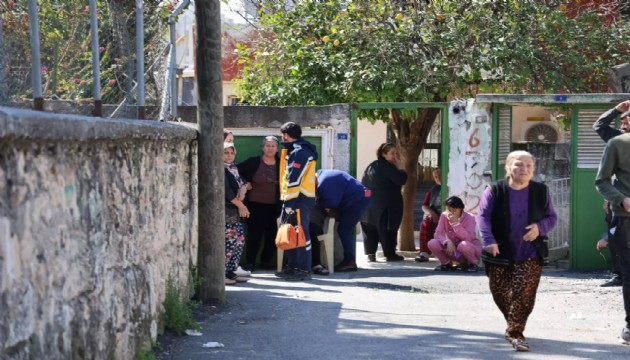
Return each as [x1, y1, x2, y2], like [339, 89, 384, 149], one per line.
[519, 121, 563, 143]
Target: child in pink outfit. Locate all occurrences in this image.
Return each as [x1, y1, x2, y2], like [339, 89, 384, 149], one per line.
[428, 196, 482, 272]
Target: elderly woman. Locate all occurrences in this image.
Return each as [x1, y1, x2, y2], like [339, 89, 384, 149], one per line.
[360, 143, 407, 262]
[428, 196, 481, 272]
[224, 142, 250, 285]
[237, 136, 281, 271]
[477, 150, 557, 352]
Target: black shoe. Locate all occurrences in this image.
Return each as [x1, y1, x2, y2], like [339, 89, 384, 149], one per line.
[601, 275, 623, 287]
[414, 255, 430, 262]
[335, 261, 358, 272]
[367, 254, 377, 262]
[386, 255, 405, 262]
[284, 269, 312, 282]
[465, 264, 479, 272]
[240, 263, 255, 272]
[274, 268, 295, 278]
[435, 263, 456, 271]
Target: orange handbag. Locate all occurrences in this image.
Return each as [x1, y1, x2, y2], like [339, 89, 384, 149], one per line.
[275, 209, 307, 250]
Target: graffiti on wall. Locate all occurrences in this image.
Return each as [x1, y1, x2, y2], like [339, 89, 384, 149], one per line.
[447, 100, 492, 215]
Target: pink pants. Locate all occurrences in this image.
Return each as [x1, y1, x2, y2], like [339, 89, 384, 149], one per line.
[427, 239, 481, 265]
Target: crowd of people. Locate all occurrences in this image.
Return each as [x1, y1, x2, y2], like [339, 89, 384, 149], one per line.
[220, 103, 630, 350]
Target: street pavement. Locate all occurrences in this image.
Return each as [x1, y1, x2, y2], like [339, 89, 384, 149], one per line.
[157, 250, 629, 360]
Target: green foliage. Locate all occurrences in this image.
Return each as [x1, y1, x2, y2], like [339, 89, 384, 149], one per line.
[135, 344, 158, 360]
[163, 275, 199, 336]
[236, 0, 630, 122]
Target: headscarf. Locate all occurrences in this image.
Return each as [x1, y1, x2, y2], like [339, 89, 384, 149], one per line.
[224, 143, 247, 197]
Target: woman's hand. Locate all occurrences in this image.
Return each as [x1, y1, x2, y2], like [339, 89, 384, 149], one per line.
[238, 204, 250, 218]
[431, 211, 440, 224]
[446, 211, 460, 224]
[523, 223, 540, 241]
[484, 244, 499, 256]
[444, 240, 456, 256]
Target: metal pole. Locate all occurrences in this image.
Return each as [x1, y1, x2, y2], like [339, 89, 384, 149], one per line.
[89, 0, 102, 117]
[136, 0, 145, 119]
[0, 16, 8, 104]
[159, 0, 190, 121]
[27, 0, 43, 110]
[196, 0, 225, 302]
[170, 15, 178, 119]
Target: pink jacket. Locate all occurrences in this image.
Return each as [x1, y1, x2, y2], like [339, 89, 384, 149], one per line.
[433, 211, 481, 249]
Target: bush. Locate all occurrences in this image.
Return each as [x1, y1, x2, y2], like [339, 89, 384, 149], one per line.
[163, 276, 199, 335]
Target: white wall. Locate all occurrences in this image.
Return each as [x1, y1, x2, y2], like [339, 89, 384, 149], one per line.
[356, 119, 387, 178]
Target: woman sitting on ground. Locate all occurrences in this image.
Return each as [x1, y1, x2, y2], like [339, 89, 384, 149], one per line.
[428, 196, 482, 272]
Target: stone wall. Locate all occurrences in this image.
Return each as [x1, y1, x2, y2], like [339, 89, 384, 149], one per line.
[0, 107, 198, 360]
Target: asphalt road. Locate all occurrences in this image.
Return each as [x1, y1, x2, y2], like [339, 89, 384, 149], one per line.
[156, 254, 629, 360]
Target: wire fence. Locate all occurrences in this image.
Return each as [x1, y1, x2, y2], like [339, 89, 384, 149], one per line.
[0, 0, 172, 120]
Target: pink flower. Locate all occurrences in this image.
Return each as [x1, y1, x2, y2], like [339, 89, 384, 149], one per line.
[166, 4, 174, 11]
[108, 79, 117, 86]
[41, 66, 48, 74]
[99, 46, 105, 52]
[72, 77, 81, 84]
[82, 7, 89, 15]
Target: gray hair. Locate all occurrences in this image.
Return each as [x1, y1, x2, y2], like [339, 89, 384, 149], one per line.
[504, 150, 535, 176]
[261, 135, 279, 146]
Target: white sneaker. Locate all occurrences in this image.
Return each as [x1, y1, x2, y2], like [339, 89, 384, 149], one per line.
[621, 327, 630, 344]
[235, 266, 251, 277]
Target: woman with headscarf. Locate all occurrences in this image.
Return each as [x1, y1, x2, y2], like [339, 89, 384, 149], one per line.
[224, 142, 250, 285]
[477, 150, 557, 352]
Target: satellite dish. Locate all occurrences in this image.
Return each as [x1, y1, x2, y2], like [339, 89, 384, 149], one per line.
[524, 123, 559, 143]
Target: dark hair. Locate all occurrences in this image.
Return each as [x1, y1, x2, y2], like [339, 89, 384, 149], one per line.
[280, 122, 302, 139]
[444, 196, 465, 209]
[223, 129, 233, 140]
[376, 143, 396, 160]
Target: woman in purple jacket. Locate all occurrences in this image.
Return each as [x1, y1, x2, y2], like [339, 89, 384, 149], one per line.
[477, 150, 557, 352]
[428, 196, 481, 272]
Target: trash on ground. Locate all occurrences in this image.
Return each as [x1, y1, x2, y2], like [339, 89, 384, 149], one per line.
[202, 342, 225, 348]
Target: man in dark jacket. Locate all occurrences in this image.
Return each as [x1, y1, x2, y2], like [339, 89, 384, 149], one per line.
[595, 99, 630, 344]
[593, 100, 630, 287]
[315, 169, 372, 272]
[276, 122, 318, 281]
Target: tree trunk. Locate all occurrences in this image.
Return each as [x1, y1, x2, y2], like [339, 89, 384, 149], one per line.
[196, 0, 225, 302]
[389, 108, 440, 251]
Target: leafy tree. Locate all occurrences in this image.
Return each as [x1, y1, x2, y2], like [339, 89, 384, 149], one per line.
[234, 0, 630, 251]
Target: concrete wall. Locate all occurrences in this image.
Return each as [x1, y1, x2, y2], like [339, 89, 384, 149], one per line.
[0, 107, 198, 360]
[223, 104, 353, 172]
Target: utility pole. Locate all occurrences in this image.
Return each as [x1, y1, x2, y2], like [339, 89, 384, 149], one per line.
[195, 0, 225, 302]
